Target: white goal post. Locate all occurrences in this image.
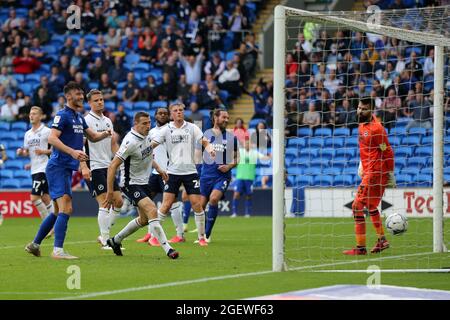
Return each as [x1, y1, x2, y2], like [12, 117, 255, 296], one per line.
[273, 5, 448, 272]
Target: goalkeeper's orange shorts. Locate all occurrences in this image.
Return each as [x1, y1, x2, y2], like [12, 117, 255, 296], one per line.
[355, 174, 389, 210]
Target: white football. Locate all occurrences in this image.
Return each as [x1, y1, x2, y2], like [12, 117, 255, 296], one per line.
[385, 213, 408, 235]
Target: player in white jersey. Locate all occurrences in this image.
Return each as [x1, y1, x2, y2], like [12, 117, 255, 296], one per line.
[79, 89, 123, 249]
[136, 107, 185, 246]
[152, 103, 216, 246]
[104, 112, 179, 259]
[16, 106, 54, 222]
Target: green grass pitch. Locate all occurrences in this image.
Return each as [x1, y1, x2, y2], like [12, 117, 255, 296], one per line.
[0, 216, 449, 300]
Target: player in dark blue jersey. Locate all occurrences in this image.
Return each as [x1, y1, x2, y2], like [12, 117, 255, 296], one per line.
[199, 109, 239, 242]
[25, 82, 112, 259]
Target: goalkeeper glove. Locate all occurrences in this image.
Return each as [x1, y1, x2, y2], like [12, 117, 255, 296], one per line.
[387, 172, 396, 188]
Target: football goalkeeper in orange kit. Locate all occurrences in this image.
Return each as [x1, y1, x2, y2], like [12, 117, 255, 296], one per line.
[343, 98, 395, 255]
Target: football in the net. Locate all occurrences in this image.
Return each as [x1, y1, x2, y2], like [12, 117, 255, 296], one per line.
[385, 213, 408, 235]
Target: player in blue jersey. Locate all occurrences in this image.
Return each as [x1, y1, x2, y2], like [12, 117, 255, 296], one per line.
[199, 109, 239, 242]
[25, 82, 112, 259]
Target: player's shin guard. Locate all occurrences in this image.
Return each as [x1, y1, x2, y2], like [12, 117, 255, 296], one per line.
[182, 201, 191, 224]
[170, 202, 184, 238]
[148, 218, 171, 254]
[194, 211, 206, 239]
[114, 218, 143, 244]
[369, 209, 385, 239]
[33, 200, 49, 219]
[98, 208, 110, 243]
[46, 202, 54, 215]
[33, 213, 57, 245]
[157, 209, 167, 222]
[205, 204, 218, 239]
[54, 213, 70, 249]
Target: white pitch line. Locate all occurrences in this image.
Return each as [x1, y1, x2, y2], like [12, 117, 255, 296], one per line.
[314, 269, 450, 273]
[0, 240, 95, 250]
[52, 251, 444, 300]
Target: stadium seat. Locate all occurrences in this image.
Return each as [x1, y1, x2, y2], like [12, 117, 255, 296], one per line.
[333, 127, 351, 137]
[408, 127, 427, 136]
[318, 148, 335, 159]
[6, 150, 16, 160]
[421, 135, 433, 146]
[323, 167, 342, 176]
[310, 159, 329, 168]
[401, 167, 420, 177]
[11, 122, 28, 131]
[296, 175, 314, 186]
[285, 148, 298, 158]
[415, 146, 433, 157]
[0, 122, 10, 131]
[402, 136, 421, 146]
[297, 127, 312, 137]
[335, 148, 356, 158]
[14, 170, 30, 179]
[249, 118, 264, 129]
[421, 167, 433, 175]
[303, 167, 322, 175]
[334, 175, 354, 186]
[342, 166, 358, 175]
[0, 170, 13, 179]
[152, 101, 168, 109]
[396, 174, 413, 185]
[415, 174, 432, 187]
[299, 147, 318, 157]
[19, 179, 32, 188]
[395, 157, 407, 169]
[0, 132, 18, 141]
[344, 137, 358, 147]
[324, 137, 344, 148]
[308, 137, 325, 148]
[287, 166, 303, 175]
[134, 63, 150, 72]
[1, 179, 20, 189]
[12, 74, 24, 83]
[390, 127, 407, 136]
[290, 157, 311, 167]
[125, 53, 141, 65]
[287, 137, 306, 148]
[395, 146, 414, 158]
[331, 156, 349, 168]
[4, 160, 23, 170]
[407, 157, 427, 168]
[314, 127, 332, 137]
[25, 73, 41, 83]
[313, 175, 333, 186]
[388, 135, 401, 147]
[134, 101, 150, 110]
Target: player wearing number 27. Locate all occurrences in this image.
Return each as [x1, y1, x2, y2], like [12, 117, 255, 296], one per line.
[343, 98, 395, 256]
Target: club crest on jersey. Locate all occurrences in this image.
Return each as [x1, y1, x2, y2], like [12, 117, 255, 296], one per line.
[54, 116, 61, 124]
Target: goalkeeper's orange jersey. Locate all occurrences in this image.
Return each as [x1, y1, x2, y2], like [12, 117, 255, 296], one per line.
[358, 115, 394, 175]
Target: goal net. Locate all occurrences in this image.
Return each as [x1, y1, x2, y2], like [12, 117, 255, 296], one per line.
[273, 5, 450, 272]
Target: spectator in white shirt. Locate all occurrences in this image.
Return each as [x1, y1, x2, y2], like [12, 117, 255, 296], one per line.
[423, 48, 434, 77]
[179, 50, 204, 85]
[218, 60, 241, 98]
[204, 52, 226, 81]
[0, 95, 18, 122]
[323, 69, 341, 96]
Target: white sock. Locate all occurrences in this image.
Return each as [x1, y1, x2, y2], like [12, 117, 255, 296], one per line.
[170, 202, 184, 238]
[53, 247, 64, 254]
[157, 209, 167, 222]
[109, 207, 121, 229]
[148, 218, 172, 254]
[46, 202, 54, 215]
[98, 208, 110, 243]
[33, 200, 48, 219]
[114, 218, 143, 244]
[194, 211, 206, 240]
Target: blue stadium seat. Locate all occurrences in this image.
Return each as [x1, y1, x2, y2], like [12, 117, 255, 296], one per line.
[395, 146, 413, 158]
[318, 149, 335, 159]
[415, 174, 432, 186]
[0, 132, 18, 141]
[12, 74, 24, 83]
[290, 157, 310, 168]
[308, 137, 325, 148]
[388, 135, 401, 147]
[314, 127, 332, 137]
[396, 174, 413, 185]
[19, 179, 31, 188]
[134, 101, 150, 110]
[310, 159, 329, 168]
[152, 101, 168, 109]
[303, 167, 322, 176]
[285, 148, 298, 158]
[408, 127, 427, 136]
[8, 140, 23, 150]
[333, 127, 351, 137]
[344, 137, 358, 147]
[299, 147, 318, 157]
[331, 156, 349, 168]
[25, 73, 41, 83]
[323, 167, 342, 176]
[421, 167, 433, 175]
[134, 63, 150, 72]
[6, 150, 16, 160]
[402, 136, 421, 146]
[249, 118, 264, 129]
[116, 82, 127, 91]
[401, 167, 420, 176]
[342, 166, 358, 175]
[421, 135, 433, 145]
[390, 127, 407, 136]
[104, 101, 116, 112]
[313, 175, 333, 186]
[258, 167, 272, 177]
[296, 176, 314, 186]
[11, 122, 28, 131]
[334, 175, 354, 186]
[395, 157, 407, 169]
[88, 82, 99, 90]
[351, 127, 359, 136]
[407, 157, 427, 168]
[0, 122, 10, 131]
[5, 160, 23, 170]
[125, 53, 141, 65]
[287, 137, 306, 148]
[0, 170, 13, 179]
[324, 137, 344, 148]
[415, 146, 433, 157]
[287, 166, 303, 175]
[14, 170, 30, 179]
[297, 127, 312, 137]
[1, 179, 20, 189]
[335, 148, 356, 158]
[20, 83, 32, 95]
